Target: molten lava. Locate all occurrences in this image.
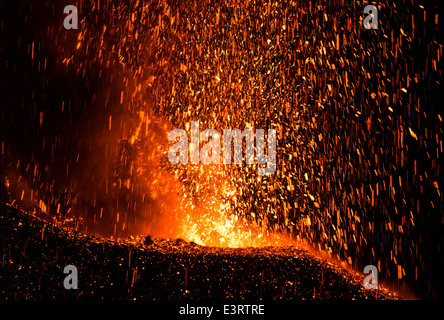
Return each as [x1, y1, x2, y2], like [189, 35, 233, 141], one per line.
[124, 111, 292, 248]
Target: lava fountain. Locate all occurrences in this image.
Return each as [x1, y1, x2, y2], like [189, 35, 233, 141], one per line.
[1, 0, 442, 299]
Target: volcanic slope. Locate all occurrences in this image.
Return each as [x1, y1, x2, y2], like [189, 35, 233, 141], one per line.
[0, 203, 397, 300]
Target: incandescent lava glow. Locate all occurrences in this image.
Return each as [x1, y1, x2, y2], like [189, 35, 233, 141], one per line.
[126, 112, 292, 248]
[177, 196, 291, 248]
[174, 171, 293, 248]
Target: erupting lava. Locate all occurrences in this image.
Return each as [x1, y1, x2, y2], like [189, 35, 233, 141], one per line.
[125, 111, 292, 248]
[1, 0, 442, 299]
